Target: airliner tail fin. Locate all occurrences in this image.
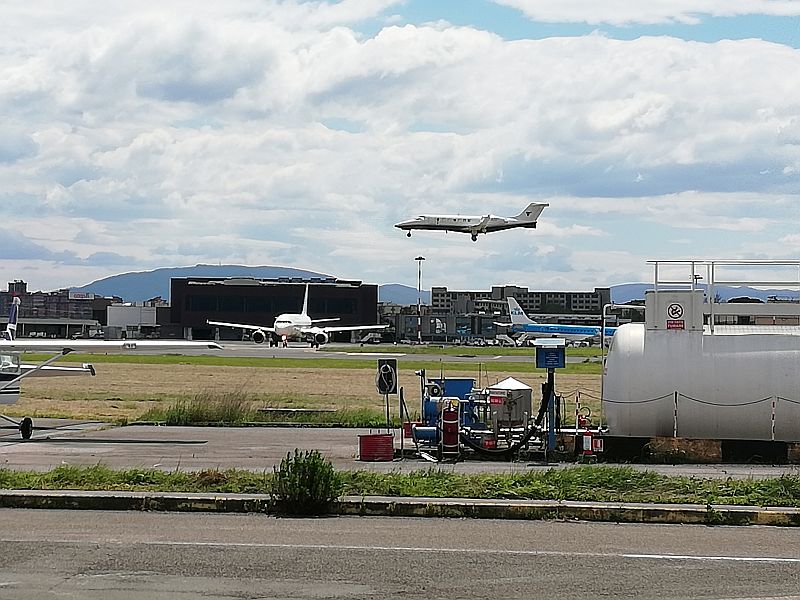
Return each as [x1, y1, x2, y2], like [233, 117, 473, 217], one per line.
[507, 297, 535, 326]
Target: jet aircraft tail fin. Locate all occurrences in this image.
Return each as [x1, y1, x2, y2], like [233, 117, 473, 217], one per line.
[516, 202, 548, 222]
[507, 297, 536, 326]
[3, 297, 20, 341]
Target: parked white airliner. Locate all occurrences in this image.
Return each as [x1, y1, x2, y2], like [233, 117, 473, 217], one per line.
[0, 296, 222, 439]
[207, 285, 388, 347]
[395, 202, 548, 241]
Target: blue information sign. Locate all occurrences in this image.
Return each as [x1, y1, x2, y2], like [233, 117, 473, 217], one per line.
[536, 347, 565, 369]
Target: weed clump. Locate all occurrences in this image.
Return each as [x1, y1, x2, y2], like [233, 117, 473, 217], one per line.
[270, 449, 341, 515]
[144, 390, 256, 425]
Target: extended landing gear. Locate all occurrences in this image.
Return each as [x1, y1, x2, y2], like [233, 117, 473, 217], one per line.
[407, 231, 412, 237]
[0, 414, 33, 440]
[471, 233, 478, 242]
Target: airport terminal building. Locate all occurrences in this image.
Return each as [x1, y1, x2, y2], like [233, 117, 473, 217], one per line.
[169, 277, 382, 341]
[0, 280, 117, 338]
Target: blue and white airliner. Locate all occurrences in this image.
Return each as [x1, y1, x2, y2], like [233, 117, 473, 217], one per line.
[499, 297, 617, 345]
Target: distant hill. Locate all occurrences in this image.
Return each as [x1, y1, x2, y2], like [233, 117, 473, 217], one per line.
[611, 283, 800, 304]
[73, 265, 430, 304]
[378, 284, 430, 305]
[74, 267, 798, 306]
[73, 265, 331, 302]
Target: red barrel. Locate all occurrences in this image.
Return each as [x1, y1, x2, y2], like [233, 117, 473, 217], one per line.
[358, 433, 394, 461]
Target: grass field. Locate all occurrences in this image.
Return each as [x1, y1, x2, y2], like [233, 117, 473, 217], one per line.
[327, 344, 604, 358]
[14, 355, 602, 424]
[21, 352, 603, 374]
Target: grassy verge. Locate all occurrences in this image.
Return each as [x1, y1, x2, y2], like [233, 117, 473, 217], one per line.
[332, 345, 603, 358]
[22, 353, 601, 375]
[1, 464, 799, 507]
[137, 391, 396, 427]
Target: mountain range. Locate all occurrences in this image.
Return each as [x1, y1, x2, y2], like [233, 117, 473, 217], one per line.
[610, 283, 799, 304]
[70, 265, 798, 306]
[72, 265, 432, 304]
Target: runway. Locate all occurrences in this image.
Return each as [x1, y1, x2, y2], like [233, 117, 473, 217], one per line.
[0, 510, 797, 599]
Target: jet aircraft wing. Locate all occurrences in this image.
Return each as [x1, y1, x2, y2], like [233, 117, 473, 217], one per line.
[471, 214, 492, 232]
[207, 320, 275, 333]
[299, 324, 389, 334]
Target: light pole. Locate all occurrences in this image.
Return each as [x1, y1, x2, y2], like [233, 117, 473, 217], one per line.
[415, 256, 425, 344]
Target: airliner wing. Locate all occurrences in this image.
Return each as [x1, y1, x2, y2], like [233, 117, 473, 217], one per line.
[0, 340, 222, 352]
[300, 324, 389, 334]
[311, 318, 340, 324]
[207, 320, 275, 333]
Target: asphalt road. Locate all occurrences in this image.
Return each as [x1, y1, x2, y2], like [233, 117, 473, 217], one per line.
[2, 420, 800, 479]
[0, 510, 797, 599]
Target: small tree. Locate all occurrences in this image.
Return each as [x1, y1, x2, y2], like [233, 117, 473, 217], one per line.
[270, 449, 342, 516]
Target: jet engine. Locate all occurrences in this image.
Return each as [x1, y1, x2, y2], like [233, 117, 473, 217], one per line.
[314, 331, 329, 346]
[251, 330, 267, 344]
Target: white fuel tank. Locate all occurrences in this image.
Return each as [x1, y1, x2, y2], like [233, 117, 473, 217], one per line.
[603, 324, 800, 441]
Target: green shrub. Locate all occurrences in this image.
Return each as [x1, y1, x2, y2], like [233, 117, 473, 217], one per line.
[270, 449, 342, 515]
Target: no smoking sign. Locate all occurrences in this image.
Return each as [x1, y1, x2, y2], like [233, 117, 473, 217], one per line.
[667, 303, 684, 319]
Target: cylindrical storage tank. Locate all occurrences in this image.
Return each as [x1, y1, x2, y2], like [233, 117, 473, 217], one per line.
[603, 324, 800, 441]
[358, 433, 394, 461]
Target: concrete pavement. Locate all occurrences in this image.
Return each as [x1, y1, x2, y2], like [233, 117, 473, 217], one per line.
[2, 421, 799, 479]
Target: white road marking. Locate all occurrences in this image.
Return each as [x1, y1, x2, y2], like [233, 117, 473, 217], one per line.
[344, 352, 406, 357]
[5, 539, 799, 564]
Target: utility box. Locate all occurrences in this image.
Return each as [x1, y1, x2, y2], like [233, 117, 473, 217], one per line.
[486, 377, 532, 426]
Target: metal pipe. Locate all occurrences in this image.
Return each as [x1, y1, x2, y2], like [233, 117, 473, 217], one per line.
[415, 256, 425, 344]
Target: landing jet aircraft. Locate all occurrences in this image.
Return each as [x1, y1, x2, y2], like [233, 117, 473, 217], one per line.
[208, 284, 388, 347]
[495, 297, 617, 344]
[0, 296, 222, 439]
[395, 202, 548, 241]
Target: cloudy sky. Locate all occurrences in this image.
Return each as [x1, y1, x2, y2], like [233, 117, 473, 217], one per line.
[2, 0, 799, 293]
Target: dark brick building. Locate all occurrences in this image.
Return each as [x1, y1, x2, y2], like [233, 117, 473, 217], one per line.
[169, 277, 382, 341]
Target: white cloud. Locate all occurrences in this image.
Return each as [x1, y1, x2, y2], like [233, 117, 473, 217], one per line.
[492, 0, 800, 26]
[0, 3, 799, 292]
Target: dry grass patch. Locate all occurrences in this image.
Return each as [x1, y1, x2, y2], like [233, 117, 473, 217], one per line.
[13, 362, 601, 422]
